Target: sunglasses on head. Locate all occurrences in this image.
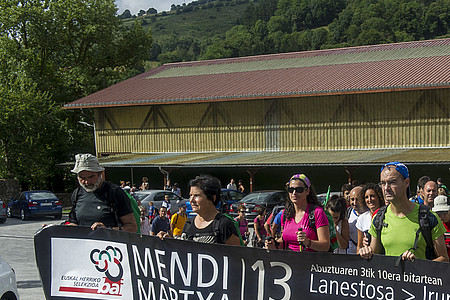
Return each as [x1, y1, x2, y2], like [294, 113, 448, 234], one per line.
[287, 186, 307, 194]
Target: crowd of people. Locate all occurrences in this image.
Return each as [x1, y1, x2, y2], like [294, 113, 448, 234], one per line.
[67, 153, 449, 263]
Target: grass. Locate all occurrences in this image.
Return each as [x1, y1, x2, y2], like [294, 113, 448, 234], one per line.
[122, 2, 251, 42]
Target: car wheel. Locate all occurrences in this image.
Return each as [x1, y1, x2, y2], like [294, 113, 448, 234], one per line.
[7, 207, 11, 218]
[20, 209, 27, 221]
[54, 214, 62, 220]
[0, 218, 5, 224]
[1, 291, 18, 300]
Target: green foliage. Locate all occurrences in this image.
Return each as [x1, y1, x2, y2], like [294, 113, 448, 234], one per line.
[0, 0, 152, 190]
[121, 0, 251, 63]
[0, 47, 69, 189]
[133, 0, 448, 62]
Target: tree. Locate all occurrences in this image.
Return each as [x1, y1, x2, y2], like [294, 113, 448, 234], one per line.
[225, 25, 254, 57]
[0, 0, 153, 190]
[0, 46, 74, 189]
[119, 9, 132, 19]
[147, 7, 157, 14]
[138, 9, 146, 16]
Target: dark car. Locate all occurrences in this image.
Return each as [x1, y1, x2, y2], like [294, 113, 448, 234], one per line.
[218, 189, 245, 213]
[229, 190, 288, 222]
[134, 190, 186, 216]
[7, 190, 62, 220]
[0, 200, 6, 223]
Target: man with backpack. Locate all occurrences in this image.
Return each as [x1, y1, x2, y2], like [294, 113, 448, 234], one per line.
[359, 162, 448, 262]
[170, 203, 188, 238]
[68, 154, 137, 233]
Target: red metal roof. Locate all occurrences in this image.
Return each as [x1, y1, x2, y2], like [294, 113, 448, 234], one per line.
[65, 39, 450, 109]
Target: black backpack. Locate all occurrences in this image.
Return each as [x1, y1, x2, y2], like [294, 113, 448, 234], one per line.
[372, 204, 438, 260]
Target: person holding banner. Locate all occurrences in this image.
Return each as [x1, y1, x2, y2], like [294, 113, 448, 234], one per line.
[68, 154, 137, 233]
[269, 173, 330, 252]
[356, 183, 384, 253]
[359, 162, 448, 262]
[181, 175, 241, 245]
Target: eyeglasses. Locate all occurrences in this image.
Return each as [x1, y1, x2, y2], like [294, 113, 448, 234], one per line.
[287, 186, 306, 194]
[239, 210, 246, 213]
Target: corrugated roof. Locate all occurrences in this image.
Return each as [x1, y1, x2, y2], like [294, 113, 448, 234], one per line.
[90, 148, 450, 167]
[65, 39, 450, 109]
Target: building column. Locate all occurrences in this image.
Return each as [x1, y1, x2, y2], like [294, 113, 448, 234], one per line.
[246, 168, 262, 193]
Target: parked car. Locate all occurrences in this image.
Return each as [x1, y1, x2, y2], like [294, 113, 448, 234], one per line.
[0, 256, 19, 300]
[134, 190, 186, 216]
[7, 190, 62, 221]
[229, 190, 288, 222]
[185, 188, 245, 218]
[0, 200, 6, 224]
[219, 189, 245, 213]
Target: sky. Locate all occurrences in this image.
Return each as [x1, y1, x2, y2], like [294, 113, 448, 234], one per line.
[115, 0, 190, 14]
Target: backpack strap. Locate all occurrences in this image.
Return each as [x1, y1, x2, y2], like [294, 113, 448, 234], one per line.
[71, 187, 81, 205]
[68, 187, 82, 223]
[103, 183, 122, 228]
[308, 204, 316, 232]
[417, 204, 438, 260]
[217, 213, 244, 246]
[172, 212, 179, 225]
[280, 209, 285, 228]
[372, 205, 388, 254]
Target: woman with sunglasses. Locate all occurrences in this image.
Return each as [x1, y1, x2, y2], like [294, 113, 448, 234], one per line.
[234, 204, 249, 245]
[269, 174, 330, 252]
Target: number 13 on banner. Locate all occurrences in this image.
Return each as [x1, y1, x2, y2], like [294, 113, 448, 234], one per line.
[241, 259, 292, 300]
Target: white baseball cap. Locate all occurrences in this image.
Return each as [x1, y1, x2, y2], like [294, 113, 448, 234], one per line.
[432, 195, 450, 213]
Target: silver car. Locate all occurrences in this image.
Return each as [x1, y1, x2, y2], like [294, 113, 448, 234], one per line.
[133, 190, 186, 214]
[0, 200, 6, 224]
[0, 256, 19, 300]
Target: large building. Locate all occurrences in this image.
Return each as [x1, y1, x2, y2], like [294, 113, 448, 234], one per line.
[65, 38, 450, 192]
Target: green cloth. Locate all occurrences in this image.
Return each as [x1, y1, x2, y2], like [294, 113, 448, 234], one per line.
[369, 204, 445, 259]
[125, 191, 141, 234]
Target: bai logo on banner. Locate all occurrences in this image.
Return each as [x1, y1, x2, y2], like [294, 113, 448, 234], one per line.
[51, 238, 133, 299]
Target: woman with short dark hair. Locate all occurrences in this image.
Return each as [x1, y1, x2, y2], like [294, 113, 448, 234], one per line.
[181, 175, 241, 245]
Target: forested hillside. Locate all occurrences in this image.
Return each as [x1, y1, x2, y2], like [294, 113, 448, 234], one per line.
[123, 0, 449, 64]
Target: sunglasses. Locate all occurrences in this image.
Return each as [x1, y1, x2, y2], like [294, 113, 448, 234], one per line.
[287, 186, 307, 194]
[239, 210, 246, 213]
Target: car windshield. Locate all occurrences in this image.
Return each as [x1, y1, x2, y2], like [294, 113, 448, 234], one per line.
[240, 193, 270, 204]
[134, 192, 152, 201]
[29, 192, 58, 200]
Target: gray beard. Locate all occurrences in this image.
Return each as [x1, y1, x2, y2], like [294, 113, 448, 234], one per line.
[80, 176, 104, 193]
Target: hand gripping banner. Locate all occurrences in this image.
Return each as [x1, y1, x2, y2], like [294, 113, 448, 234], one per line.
[35, 225, 450, 300]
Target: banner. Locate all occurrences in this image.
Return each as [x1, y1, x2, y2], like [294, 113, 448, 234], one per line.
[35, 225, 450, 300]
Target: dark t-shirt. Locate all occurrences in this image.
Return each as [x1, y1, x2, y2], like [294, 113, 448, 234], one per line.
[151, 216, 170, 234]
[69, 182, 132, 228]
[181, 213, 238, 244]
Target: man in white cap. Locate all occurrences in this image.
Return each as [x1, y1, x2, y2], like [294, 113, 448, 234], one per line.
[68, 154, 137, 232]
[432, 195, 450, 258]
